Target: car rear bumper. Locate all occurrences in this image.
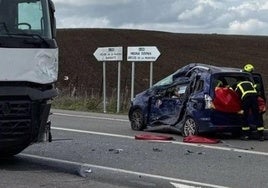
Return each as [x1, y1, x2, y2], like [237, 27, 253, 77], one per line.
[197, 117, 242, 133]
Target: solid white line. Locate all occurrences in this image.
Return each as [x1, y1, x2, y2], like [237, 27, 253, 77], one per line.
[52, 127, 268, 157]
[170, 182, 202, 188]
[52, 127, 134, 139]
[52, 112, 129, 122]
[20, 153, 229, 188]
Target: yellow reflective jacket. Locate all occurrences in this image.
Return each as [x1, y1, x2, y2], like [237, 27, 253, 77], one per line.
[235, 81, 257, 99]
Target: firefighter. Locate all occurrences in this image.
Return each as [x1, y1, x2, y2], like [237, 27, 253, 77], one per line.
[234, 80, 264, 141]
[242, 64, 265, 140]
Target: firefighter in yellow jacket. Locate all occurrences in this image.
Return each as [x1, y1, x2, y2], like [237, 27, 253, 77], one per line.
[235, 80, 264, 141]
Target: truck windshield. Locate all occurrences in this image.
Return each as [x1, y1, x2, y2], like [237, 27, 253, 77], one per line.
[0, 0, 52, 38]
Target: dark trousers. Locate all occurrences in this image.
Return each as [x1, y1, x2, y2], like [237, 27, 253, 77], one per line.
[241, 95, 263, 135]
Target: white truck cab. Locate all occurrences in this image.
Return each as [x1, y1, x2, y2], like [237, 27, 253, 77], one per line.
[0, 0, 58, 157]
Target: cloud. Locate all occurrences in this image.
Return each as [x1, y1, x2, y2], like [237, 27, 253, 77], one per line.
[54, 0, 131, 6]
[177, 0, 226, 25]
[58, 16, 111, 28]
[53, 0, 268, 35]
[228, 19, 268, 35]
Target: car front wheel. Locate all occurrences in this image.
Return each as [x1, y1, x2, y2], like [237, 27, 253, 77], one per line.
[130, 108, 145, 131]
[182, 117, 198, 136]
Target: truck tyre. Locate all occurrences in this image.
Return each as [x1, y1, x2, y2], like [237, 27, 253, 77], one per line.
[0, 148, 24, 158]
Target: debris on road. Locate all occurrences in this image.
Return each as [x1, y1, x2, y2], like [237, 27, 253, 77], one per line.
[78, 166, 92, 178]
[108, 148, 123, 154]
[152, 147, 163, 152]
[184, 149, 205, 155]
[184, 150, 194, 155]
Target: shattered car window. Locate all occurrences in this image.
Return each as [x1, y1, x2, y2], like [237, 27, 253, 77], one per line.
[178, 85, 187, 94]
[153, 74, 173, 87]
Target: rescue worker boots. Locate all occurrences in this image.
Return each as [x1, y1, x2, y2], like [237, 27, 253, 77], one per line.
[258, 131, 264, 141]
[240, 130, 264, 141]
[240, 131, 249, 141]
[240, 127, 250, 141]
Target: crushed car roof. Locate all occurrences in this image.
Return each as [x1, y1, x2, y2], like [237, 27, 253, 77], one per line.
[173, 63, 243, 76]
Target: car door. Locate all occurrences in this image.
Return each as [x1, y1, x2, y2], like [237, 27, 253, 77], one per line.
[147, 82, 189, 126]
[252, 73, 266, 101]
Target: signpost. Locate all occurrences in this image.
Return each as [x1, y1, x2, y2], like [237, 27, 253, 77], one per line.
[127, 46, 161, 100]
[94, 46, 161, 113]
[127, 46, 161, 62]
[93, 47, 123, 62]
[94, 47, 123, 113]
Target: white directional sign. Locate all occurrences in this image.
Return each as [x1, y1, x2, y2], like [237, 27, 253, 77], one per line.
[94, 47, 123, 61]
[127, 46, 161, 62]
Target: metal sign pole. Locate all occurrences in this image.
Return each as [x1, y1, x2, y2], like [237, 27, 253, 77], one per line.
[150, 61, 153, 87]
[131, 62, 135, 100]
[117, 61, 121, 113]
[103, 61, 107, 113]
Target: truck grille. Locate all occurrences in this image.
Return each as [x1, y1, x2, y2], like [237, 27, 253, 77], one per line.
[0, 101, 32, 139]
[0, 101, 31, 117]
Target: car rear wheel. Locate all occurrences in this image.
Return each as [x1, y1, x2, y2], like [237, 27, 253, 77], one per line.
[182, 117, 198, 136]
[130, 108, 145, 131]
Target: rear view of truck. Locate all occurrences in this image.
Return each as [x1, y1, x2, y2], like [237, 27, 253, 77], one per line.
[0, 0, 58, 156]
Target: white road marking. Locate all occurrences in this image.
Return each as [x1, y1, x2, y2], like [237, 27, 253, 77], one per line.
[171, 182, 202, 188]
[53, 112, 129, 122]
[53, 127, 134, 139]
[19, 153, 229, 188]
[52, 127, 268, 157]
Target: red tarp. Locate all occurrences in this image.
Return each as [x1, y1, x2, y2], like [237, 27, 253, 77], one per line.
[135, 134, 173, 140]
[258, 97, 266, 113]
[183, 135, 220, 144]
[213, 87, 241, 113]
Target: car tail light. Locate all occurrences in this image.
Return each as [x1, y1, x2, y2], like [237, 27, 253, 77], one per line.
[204, 94, 213, 109]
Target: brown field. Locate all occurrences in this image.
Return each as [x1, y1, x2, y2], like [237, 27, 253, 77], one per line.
[56, 28, 268, 100]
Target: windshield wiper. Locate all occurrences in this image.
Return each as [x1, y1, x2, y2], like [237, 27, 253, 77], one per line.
[9, 32, 50, 47]
[0, 25, 50, 47]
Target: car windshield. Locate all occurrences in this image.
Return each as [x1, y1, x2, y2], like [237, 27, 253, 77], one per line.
[0, 0, 52, 38]
[153, 74, 174, 87]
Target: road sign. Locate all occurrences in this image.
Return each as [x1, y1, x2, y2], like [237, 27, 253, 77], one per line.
[127, 46, 160, 62]
[94, 47, 123, 61]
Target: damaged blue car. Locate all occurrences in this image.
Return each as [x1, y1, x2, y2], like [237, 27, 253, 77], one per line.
[128, 63, 266, 136]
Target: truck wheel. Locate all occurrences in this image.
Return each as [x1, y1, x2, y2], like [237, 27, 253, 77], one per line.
[0, 149, 23, 158]
[182, 117, 198, 136]
[130, 108, 145, 131]
[0, 145, 27, 158]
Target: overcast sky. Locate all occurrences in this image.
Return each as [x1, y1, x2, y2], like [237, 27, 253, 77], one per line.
[53, 0, 268, 36]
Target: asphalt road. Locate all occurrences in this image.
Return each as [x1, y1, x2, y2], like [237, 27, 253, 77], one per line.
[1, 109, 268, 188]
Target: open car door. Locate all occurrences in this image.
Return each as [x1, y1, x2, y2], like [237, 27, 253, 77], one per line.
[252, 73, 266, 114]
[147, 80, 190, 126]
[252, 73, 266, 101]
